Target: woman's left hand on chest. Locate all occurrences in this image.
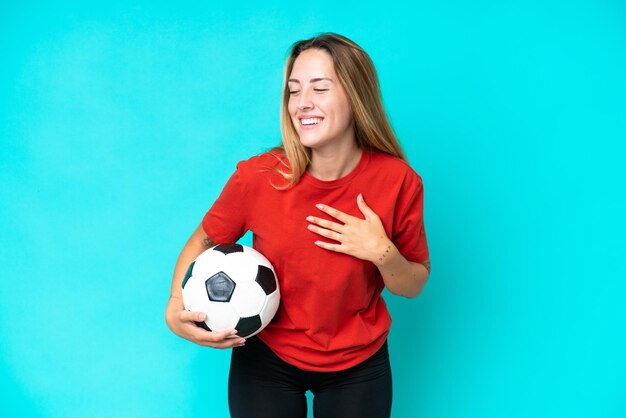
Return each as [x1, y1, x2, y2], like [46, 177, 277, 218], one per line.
[306, 193, 391, 263]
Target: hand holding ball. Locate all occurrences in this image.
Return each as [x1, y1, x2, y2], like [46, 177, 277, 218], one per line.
[182, 244, 280, 339]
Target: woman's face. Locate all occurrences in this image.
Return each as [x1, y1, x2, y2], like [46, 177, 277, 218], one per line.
[287, 48, 354, 152]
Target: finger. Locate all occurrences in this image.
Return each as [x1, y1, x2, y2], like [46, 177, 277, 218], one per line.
[180, 310, 207, 323]
[191, 327, 238, 344]
[206, 338, 247, 349]
[203, 330, 245, 349]
[307, 224, 342, 242]
[209, 328, 239, 341]
[315, 203, 352, 223]
[199, 335, 246, 349]
[306, 215, 345, 232]
[314, 240, 344, 253]
[356, 193, 376, 220]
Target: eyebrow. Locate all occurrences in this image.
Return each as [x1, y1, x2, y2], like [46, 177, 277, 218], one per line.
[288, 77, 334, 84]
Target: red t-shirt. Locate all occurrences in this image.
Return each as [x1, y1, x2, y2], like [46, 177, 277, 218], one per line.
[202, 150, 429, 371]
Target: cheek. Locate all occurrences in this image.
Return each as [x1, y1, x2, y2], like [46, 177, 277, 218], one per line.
[334, 105, 353, 130]
[324, 96, 352, 127]
[287, 99, 298, 118]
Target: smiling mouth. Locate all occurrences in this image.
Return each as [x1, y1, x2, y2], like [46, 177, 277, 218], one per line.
[300, 117, 323, 127]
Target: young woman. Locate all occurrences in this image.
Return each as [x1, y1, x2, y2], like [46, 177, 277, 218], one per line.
[165, 33, 431, 418]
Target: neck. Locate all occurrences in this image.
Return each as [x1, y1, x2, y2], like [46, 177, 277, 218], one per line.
[308, 143, 363, 181]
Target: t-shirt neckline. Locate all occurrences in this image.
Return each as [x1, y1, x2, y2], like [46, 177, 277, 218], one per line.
[302, 150, 370, 189]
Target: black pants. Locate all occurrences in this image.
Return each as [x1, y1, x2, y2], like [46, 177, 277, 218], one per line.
[228, 336, 392, 418]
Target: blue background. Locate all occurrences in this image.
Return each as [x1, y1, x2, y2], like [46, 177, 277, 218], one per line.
[1, 1, 625, 417]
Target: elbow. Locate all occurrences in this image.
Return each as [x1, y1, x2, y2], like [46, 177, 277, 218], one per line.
[401, 284, 425, 299]
[392, 267, 430, 299]
[404, 287, 422, 299]
[382, 260, 430, 298]
[387, 281, 425, 299]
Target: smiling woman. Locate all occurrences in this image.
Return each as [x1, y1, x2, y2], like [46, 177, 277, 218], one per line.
[287, 49, 355, 165]
[278, 34, 407, 186]
[165, 32, 430, 418]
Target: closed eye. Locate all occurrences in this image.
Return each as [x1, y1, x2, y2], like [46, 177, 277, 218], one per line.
[314, 89, 328, 93]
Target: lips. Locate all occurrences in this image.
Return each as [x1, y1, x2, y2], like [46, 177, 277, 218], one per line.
[301, 117, 322, 125]
[298, 116, 324, 130]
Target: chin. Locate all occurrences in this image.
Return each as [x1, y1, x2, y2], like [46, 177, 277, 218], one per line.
[297, 132, 320, 147]
[298, 137, 328, 150]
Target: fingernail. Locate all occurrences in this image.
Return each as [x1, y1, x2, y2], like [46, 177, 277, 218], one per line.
[306, 216, 314, 221]
[230, 330, 238, 335]
[357, 193, 363, 202]
[198, 313, 206, 321]
[316, 203, 323, 209]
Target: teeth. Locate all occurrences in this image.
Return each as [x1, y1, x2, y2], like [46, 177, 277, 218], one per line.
[301, 118, 322, 125]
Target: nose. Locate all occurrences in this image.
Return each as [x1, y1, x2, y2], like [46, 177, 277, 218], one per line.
[297, 88, 314, 111]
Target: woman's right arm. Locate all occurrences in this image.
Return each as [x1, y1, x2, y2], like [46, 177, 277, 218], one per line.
[164, 223, 246, 349]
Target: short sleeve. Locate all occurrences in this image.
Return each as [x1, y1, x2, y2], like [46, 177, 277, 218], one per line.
[392, 171, 429, 263]
[202, 162, 249, 244]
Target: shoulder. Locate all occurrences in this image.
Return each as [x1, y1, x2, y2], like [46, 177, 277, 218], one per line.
[234, 148, 288, 175]
[368, 151, 423, 186]
[231, 148, 289, 189]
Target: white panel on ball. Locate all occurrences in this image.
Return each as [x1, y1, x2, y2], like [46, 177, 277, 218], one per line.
[230, 281, 266, 318]
[206, 302, 239, 331]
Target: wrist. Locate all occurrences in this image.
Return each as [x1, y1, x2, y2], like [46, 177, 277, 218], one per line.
[166, 295, 184, 314]
[372, 238, 396, 267]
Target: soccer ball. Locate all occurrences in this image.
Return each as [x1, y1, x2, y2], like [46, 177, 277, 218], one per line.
[181, 243, 280, 339]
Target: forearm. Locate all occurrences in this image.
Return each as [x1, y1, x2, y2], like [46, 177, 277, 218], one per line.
[164, 224, 243, 348]
[167, 225, 214, 311]
[374, 240, 430, 298]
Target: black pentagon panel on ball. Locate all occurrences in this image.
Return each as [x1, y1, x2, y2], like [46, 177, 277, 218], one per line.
[235, 315, 262, 338]
[213, 244, 244, 255]
[255, 265, 277, 295]
[181, 261, 195, 289]
[206, 272, 236, 302]
[195, 321, 212, 332]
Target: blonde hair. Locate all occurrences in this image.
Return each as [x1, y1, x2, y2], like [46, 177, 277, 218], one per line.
[275, 33, 407, 188]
